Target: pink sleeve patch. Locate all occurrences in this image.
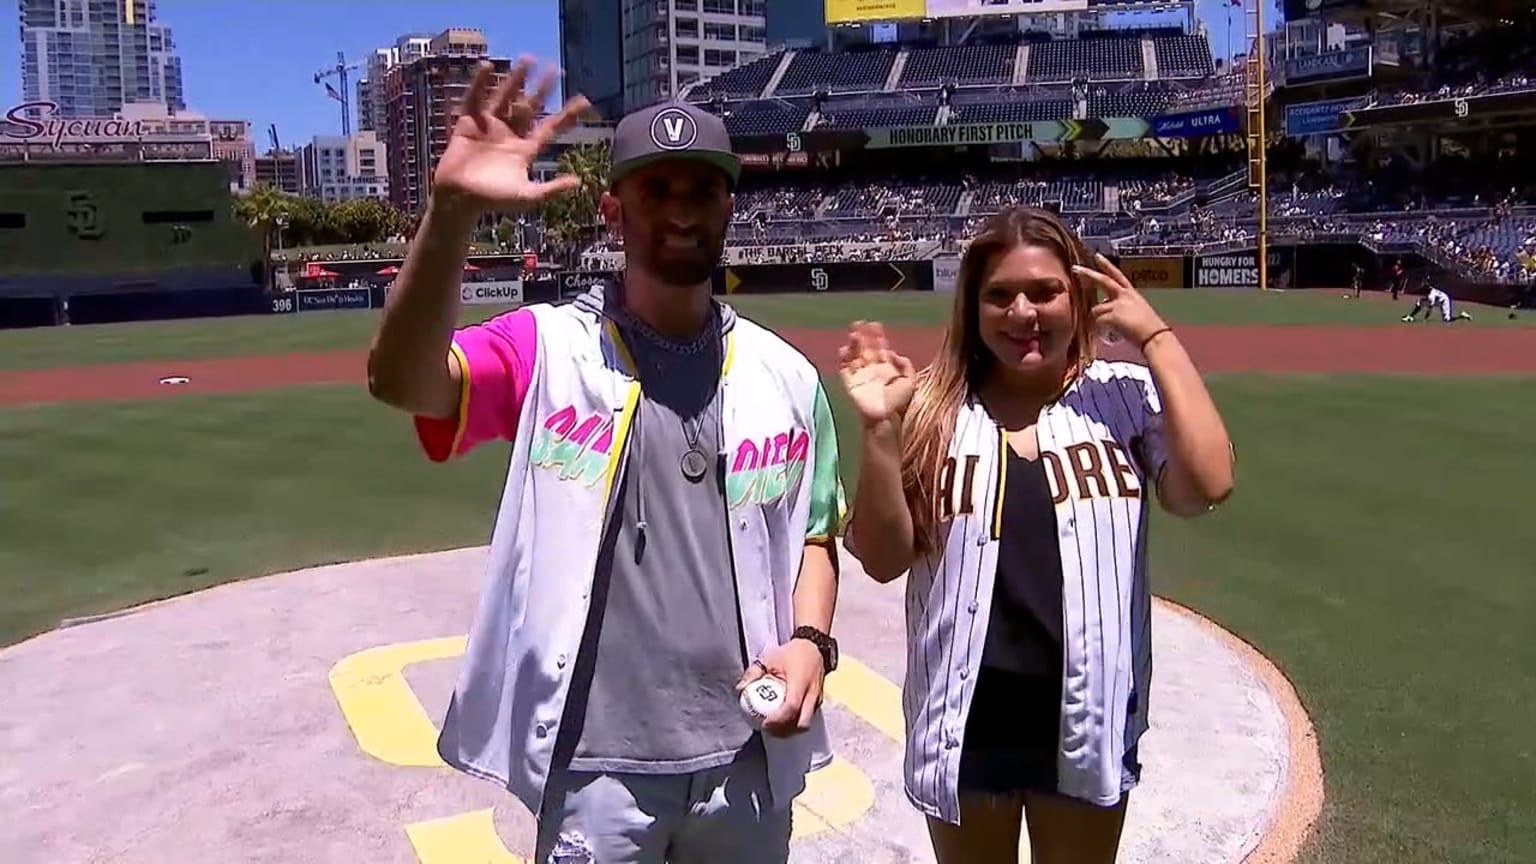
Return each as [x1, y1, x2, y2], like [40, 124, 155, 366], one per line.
[414, 308, 538, 462]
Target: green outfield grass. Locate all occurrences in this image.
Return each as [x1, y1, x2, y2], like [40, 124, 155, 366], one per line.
[1, 288, 1530, 372]
[2, 374, 1533, 863]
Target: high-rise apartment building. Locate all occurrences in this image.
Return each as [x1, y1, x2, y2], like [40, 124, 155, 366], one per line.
[383, 50, 512, 214]
[18, 0, 185, 118]
[357, 34, 433, 133]
[560, 0, 770, 120]
[299, 131, 388, 203]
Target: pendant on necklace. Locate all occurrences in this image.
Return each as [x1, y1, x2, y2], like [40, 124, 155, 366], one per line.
[680, 448, 710, 483]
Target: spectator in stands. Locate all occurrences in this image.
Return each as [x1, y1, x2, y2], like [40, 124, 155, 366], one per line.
[841, 206, 1234, 864]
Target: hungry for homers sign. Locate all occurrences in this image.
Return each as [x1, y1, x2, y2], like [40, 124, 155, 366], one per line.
[1194, 251, 1290, 288]
[1, 100, 152, 147]
[1195, 254, 1261, 288]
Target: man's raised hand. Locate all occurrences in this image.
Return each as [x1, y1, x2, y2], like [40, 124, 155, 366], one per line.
[432, 57, 592, 214]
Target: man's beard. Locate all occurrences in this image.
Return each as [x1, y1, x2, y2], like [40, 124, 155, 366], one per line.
[637, 231, 724, 287]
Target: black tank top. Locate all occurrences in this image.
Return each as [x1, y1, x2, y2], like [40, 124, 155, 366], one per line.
[981, 446, 1066, 677]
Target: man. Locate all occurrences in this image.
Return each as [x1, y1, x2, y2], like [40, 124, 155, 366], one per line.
[1403, 282, 1472, 322]
[366, 58, 846, 863]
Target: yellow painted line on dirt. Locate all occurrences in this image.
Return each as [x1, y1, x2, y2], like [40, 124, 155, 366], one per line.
[327, 635, 465, 767]
[405, 808, 523, 864]
[330, 637, 883, 862]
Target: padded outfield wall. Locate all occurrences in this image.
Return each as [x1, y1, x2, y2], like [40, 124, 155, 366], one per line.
[0, 161, 260, 303]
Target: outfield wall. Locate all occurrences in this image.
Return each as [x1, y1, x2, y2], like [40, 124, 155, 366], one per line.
[1, 245, 1527, 329]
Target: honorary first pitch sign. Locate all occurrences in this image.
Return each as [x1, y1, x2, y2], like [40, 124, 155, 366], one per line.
[865, 118, 1150, 149]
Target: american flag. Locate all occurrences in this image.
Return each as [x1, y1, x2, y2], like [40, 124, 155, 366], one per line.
[324, 82, 344, 104]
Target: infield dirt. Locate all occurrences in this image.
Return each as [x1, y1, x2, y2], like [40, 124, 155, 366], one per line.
[3, 324, 1534, 407]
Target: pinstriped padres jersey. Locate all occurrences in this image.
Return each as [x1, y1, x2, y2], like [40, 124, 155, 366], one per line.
[900, 360, 1169, 823]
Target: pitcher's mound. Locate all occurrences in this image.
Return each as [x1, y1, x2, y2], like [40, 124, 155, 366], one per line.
[0, 545, 1318, 863]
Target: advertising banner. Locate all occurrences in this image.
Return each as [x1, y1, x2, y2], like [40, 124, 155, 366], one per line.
[932, 257, 961, 294]
[267, 293, 297, 314]
[1342, 87, 1536, 128]
[1150, 108, 1240, 138]
[1194, 250, 1295, 289]
[296, 287, 372, 312]
[866, 117, 1149, 149]
[824, 0, 926, 24]
[716, 261, 930, 295]
[1284, 46, 1373, 86]
[558, 271, 616, 300]
[1120, 256, 1186, 290]
[460, 280, 524, 306]
[1284, 97, 1367, 136]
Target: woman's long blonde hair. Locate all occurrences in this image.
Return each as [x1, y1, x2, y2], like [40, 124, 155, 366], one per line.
[901, 206, 1099, 553]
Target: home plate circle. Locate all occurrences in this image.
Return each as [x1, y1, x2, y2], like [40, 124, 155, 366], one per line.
[158, 376, 190, 385]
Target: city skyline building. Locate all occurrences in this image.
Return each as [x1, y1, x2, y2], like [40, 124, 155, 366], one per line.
[357, 33, 433, 134]
[18, 0, 186, 118]
[298, 130, 388, 203]
[559, 0, 772, 121]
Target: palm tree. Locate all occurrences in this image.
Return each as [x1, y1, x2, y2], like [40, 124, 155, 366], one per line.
[233, 184, 292, 290]
[536, 141, 611, 267]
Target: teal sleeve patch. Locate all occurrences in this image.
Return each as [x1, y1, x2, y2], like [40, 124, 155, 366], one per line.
[805, 379, 846, 540]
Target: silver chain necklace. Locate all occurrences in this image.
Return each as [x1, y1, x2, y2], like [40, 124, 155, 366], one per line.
[615, 305, 720, 484]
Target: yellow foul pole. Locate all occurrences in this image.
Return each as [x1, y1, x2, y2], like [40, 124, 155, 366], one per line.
[1244, 0, 1270, 290]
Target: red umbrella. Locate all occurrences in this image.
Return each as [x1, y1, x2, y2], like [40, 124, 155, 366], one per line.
[304, 267, 339, 278]
[376, 265, 400, 276]
[463, 262, 480, 272]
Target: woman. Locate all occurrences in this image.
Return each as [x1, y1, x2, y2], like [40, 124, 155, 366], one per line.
[840, 207, 1235, 863]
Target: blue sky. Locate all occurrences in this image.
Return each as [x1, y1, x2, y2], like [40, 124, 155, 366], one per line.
[0, 0, 1281, 149]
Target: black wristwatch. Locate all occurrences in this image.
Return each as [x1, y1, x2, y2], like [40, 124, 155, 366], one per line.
[792, 625, 839, 674]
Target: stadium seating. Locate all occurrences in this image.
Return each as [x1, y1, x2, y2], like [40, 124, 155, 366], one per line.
[1087, 87, 1175, 118]
[1153, 35, 1216, 79]
[655, 23, 1536, 288]
[687, 54, 782, 99]
[816, 94, 939, 129]
[776, 49, 896, 95]
[900, 44, 1017, 87]
[949, 89, 1074, 123]
[1027, 35, 1143, 83]
[713, 100, 813, 137]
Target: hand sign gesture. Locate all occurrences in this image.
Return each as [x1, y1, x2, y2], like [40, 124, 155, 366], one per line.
[1072, 253, 1172, 351]
[838, 321, 917, 427]
[433, 56, 592, 215]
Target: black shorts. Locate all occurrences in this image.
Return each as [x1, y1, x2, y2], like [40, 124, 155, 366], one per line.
[957, 665, 1141, 802]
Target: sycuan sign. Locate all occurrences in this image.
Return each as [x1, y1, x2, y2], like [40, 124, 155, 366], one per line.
[1, 100, 153, 147]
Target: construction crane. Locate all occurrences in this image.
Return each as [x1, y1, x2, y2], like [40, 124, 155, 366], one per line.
[267, 124, 281, 153]
[313, 50, 362, 137]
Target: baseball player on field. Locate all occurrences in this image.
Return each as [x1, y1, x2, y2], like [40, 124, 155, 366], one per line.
[368, 58, 845, 864]
[1402, 284, 1473, 322]
[839, 207, 1236, 864]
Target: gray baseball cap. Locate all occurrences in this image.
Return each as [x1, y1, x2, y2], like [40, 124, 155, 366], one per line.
[608, 101, 741, 189]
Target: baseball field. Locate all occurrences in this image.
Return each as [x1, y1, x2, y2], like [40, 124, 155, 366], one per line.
[2, 288, 1533, 864]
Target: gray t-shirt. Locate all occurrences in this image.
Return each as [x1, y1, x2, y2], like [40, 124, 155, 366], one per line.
[562, 306, 757, 774]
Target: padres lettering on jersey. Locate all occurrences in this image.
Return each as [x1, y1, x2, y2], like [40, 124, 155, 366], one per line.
[901, 360, 1169, 823]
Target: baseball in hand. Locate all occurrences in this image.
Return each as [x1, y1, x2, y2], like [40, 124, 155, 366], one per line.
[739, 675, 787, 727]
